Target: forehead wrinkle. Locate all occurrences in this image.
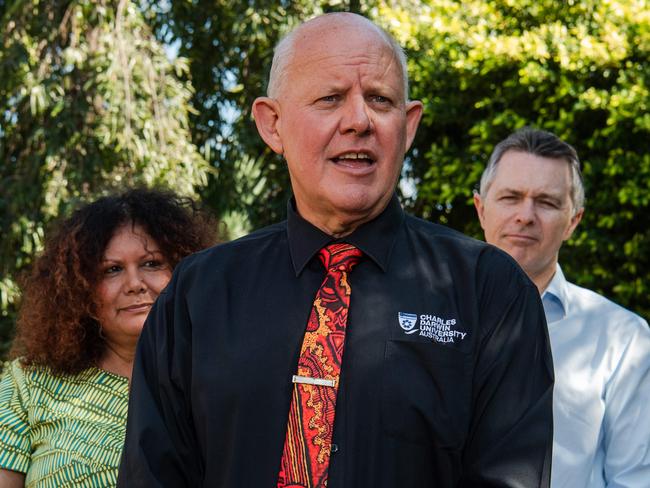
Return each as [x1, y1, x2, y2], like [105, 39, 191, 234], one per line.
[288, 19, 398, 73]
[288, 50, 401, 99]
[270, 13, 408, 100]
[294, 43, 390, 68]
[102, 246, 160, 263]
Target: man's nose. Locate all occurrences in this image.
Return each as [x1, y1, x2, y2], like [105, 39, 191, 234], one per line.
[515, 199, 536, 224]
[339, 95, 372, 135]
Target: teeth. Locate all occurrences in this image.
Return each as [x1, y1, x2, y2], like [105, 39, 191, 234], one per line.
[338, 152, 371, 160]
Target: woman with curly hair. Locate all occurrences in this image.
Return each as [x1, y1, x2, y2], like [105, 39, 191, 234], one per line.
[0, 188, 217, 488]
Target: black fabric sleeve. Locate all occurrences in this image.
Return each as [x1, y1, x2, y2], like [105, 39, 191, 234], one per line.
[459, 251, 554, 487]
[117, 266, 203, 487]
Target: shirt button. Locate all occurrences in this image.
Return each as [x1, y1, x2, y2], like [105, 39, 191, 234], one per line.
[331, 443, 339, 454]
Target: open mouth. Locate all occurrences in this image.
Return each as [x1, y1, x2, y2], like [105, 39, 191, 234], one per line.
[331, 152, 376, 166]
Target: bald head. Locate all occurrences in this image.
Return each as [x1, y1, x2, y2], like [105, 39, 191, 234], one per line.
[252, 11, 423, 237]
[267, 13, 409, 101]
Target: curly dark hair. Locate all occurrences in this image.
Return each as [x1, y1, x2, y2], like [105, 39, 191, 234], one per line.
[11, 188, 219, 375]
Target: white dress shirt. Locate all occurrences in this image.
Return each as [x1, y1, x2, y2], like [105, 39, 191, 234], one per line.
[542, 264, 650, 487]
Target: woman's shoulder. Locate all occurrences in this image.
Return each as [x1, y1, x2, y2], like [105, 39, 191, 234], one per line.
[0, 361, 128, 485]
[2, 358, 56, 388]
[1, 358, 35, 390]
[0, 359, 57, 409]
[1, 359, 128, 400]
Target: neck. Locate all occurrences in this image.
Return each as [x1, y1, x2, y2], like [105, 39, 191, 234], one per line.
[303, 211, 371, 238]
[293, 193, 395, 239]
[532, 265, 557, 295]
[298, 204, 388, 239]
[321, 221, 359, 239]
[98, 343, 135, 381]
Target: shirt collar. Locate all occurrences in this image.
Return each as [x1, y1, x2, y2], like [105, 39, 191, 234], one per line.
[542, 263, 570, 320]
[287, 193, 404, 276]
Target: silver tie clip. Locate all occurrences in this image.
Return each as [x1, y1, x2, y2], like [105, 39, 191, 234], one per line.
[292, 375, 336, 387]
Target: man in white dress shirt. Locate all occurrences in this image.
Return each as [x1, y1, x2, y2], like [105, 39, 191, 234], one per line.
[473, 127, 650, 487]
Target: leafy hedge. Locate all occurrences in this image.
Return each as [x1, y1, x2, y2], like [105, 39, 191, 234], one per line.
[376, 0, 650, 320]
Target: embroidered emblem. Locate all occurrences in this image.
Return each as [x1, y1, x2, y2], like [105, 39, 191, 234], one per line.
[399, 313, 467, 343]
[398, 312, 419, 334]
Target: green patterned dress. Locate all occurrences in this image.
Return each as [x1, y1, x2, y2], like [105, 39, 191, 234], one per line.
[0, 359, 129, 487]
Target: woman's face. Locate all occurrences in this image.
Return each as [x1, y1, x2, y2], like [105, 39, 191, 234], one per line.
[94, 224, 172, 352]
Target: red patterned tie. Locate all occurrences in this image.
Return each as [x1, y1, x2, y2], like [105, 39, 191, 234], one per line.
[277, 243, 363, 488]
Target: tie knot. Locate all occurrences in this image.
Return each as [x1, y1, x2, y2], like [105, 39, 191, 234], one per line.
[319, 243, 363, 272]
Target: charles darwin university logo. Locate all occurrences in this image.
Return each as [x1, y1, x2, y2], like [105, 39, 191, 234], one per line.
[398, 312, 419, 334]
[398, 311, 467, 344]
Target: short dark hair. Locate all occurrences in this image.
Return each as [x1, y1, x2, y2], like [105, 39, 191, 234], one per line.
[11, 188, 218, 375]
[479, 127, 585, 214]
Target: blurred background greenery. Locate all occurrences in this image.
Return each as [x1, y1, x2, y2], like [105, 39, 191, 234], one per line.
[1, 0, 648, 356]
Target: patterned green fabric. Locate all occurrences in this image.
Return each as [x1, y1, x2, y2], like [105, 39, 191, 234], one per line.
[0, 359, 129, 487]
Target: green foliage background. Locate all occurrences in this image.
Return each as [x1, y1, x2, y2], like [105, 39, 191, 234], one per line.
[380, 0, 650, 319]
[1, 0, 648, 354]
[0, 0, 211, 354]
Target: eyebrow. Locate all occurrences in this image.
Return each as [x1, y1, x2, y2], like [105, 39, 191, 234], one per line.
[101, 250, 163, 262]
[497, 188, 565, 203]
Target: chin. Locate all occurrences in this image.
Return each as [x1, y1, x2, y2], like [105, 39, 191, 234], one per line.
[501, 247, 529, 267]
[127, 321, 147, 334]
[332, 189, 389, 216]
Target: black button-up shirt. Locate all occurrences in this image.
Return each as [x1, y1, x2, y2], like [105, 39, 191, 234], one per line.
[118, 195, 553, 487]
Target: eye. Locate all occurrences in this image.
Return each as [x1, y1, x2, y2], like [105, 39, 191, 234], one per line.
[142, 259, 167, 271]
[368, 94, 394, 109]
[142, 256, 169, 271]
[499, 195, 517, 202]
[318, 94, 341, 103]
[539, 200, 559, 209]
[369, 94, 390, 104]
[103, 265, 122, 275]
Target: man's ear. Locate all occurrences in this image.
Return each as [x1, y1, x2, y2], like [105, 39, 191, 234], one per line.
[473, 192, 486, 230]
[563, 207, 584, 241]
[252, 97, 284, 155]
[404, 100, 423, 151]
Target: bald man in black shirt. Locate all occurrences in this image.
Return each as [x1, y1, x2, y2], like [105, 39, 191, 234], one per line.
[118, 13, 553, 488]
